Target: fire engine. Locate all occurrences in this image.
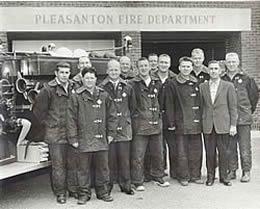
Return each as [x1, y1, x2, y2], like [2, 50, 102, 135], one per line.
[0, 37, 133, 179]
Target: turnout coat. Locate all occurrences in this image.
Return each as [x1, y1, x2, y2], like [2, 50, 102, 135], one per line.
[33, 79, 75, 144]
[164, 74, 201, 135]
[99, 77, 136, 142]
[151, 70, 176, 130]
[222, 70, 259, 125]
[67, 86, 117, 152]
[128, 75, 162, 136]
[199, 79, 238, 134]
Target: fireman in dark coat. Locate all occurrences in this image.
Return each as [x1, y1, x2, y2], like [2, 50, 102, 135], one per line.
[68, 67, 117, 205]
[190, 48, 210, 83]
[72, 56, 92, 89]
[33, 62, 75, 204]
[68, 55, 92, 199]
[149, 54, 177, 180]
[129, 57, 170, 192]
[99, 59, 136, 195]
[164, 57, 203, 186]
[119, 56, 136, 81]
[222, 52, 259, 182]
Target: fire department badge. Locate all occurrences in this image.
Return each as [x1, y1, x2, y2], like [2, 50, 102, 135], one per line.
[122, 92, 127, 97]
[154, 88, 158, 93]
[238, 79, 243, 83]
[97, 99, 102, 105]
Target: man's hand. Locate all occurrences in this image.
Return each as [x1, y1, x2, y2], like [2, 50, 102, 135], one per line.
[72, 142, 79, 148]
[168, 126, 176, 131]
[108, 136, 114, 144]
[229, 125, 237, 136]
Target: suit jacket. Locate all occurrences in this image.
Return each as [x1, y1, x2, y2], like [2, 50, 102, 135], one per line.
[199, 79, 238, 134]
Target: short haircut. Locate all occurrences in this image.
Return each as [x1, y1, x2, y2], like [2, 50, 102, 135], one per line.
[107, 58, 120, 67]
[159, 54, 171, 61]
[208, 60, 220, 66]
[179, 56, 193, 65]
[56, 62, 70, 71]
[191, 48, 204, 57]
[225, 52, 239, 61]
[78, 56, 90, 63]
[81, 66, 97, 77]
[119, 56, 131, 63]
[148, 53, 158, 58]
[137, 57, 149, 65]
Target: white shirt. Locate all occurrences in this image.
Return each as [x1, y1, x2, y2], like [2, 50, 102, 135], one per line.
[209, 78, 220, 103]
[109, 79, 119, 89]
[143, 76, 151, 87]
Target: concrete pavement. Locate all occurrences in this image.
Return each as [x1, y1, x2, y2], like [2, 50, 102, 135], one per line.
[1, 131, 260, 209]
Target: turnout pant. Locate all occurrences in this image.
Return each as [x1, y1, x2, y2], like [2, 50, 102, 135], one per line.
[49, 143, 68, 196]
[204, 129, 231, 181]
[77, 150, 110, 198]
[144, 129, 168, 178]
[165, 130, 178, 178]
[67, 145, 79, 194]
[229, 125, 252, 172]
[108, 141, 131, 192]
[175, 134, 202, 181]
[131, 133, 164, 185]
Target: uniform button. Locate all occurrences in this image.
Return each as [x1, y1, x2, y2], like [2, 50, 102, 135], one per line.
[190, 93, 197, 97]
[192, 106, 199, 110]
[193, 119, 200, 123]
[117, 112, 122, 117]
[117, 127, 122, 131]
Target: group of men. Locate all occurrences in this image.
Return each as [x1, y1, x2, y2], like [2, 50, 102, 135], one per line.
[33, 48, 259, 205]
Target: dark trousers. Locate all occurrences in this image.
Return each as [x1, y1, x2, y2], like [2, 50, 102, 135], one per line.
[144, 129, 169, 178]
[165, 130, 178, 178]
[131, 134, 164, 185]
[108, 141, 131, 191]
[77, 150, 109, 198]
[204, 129, 231, 181]
[176, 134, 202, 181]
[67, 145, 79, 193]
[229, 125, 252, 172]
[49, 143, 68, 196]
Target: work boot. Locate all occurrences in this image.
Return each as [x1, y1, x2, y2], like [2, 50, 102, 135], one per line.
[151, 177, 170, 187]
[77, 195, 90, 205]
[97, 193, 113, 202]
[241, 171, 250, 183]
[56, 194, 66, 204]
[227, 170, 236, 180]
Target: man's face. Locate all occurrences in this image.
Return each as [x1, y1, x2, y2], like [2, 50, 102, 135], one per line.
[120, 57, 131, 74]
[148, 55, 158, 70]
[192, 53, 204, 68]
[82, 72, 97, 89]
[208, 63, 221, 80]
[138, 59, 151, 77]
[225, 55, 239, 73]
[78, 57, 92, 71]
[107, 61, 121, 81]
[55, 67, 71, 84]
[158, 56, 171, 73]
[179, 61, 193, 76]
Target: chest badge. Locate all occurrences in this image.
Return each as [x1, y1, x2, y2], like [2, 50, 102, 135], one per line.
[238, 79, 243, 84]
[96, 99, 102, 105]
[154, 88, 158, 93]
[122, 92, 127, 97]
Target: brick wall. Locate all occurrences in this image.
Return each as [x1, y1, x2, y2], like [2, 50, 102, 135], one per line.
[0, 1, 259, 128]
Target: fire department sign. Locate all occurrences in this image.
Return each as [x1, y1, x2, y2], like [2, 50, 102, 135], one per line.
[0, 7, 251, 31]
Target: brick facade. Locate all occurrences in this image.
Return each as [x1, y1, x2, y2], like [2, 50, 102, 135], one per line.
[0, 1, 259, 128]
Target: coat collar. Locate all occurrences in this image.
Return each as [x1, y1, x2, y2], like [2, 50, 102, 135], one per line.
[151, 70, 176, 79]
[100, 76, 127, 87]
[176, 73, 197, 84]
[76, 85, 103, 95]
[48, 79, 73, 97]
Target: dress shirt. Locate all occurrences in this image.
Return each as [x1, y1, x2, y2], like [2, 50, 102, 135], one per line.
[209, 78, 220, 103]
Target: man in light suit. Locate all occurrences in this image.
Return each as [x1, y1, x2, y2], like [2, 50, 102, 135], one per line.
[200, 60, 238, 186]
